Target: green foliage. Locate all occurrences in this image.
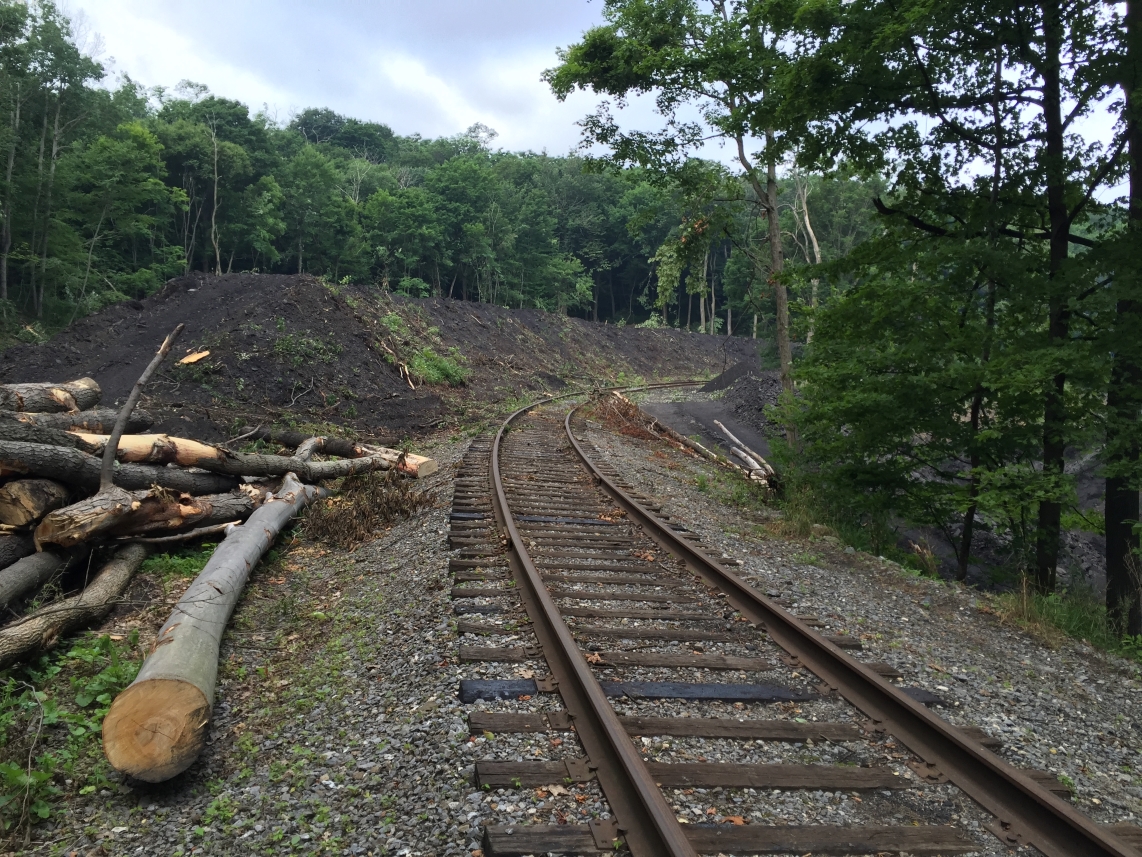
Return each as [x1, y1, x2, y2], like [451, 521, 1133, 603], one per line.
[407, 346, 469, 386]
[993, 584, 1142, 664]
[1, 633, 142, 836]
[273, 333, 342, 367]
[140, 543, 216, 579]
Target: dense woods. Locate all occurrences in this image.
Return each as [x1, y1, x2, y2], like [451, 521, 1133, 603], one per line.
[550, 0, 1141, 634]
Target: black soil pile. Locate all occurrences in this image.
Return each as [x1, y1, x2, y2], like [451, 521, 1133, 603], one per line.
[720, 369, 784, 434]
[1, 273, 752, 441]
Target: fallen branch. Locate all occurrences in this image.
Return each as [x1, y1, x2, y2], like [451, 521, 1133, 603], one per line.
[0, 543, 149, 670]
[103, 474, 325, 782]
[122, 522, 239, 545]
[238, 426, 368, 459]
[0, 548, 88, 612]
[0, 378, 101, 413]
[0, 533, 34, 570]
[713, 419, 775, 477]
[0, 408, 153, 433]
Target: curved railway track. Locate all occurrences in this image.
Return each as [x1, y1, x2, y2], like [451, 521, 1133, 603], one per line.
[448, 391, 1142, 857]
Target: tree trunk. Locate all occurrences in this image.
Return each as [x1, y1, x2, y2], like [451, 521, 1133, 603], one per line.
[0, 420, 93, 450]
[36, 487, 265, 549]
[72, 433, 437, 479]
[0, 543, 148, 670]
[753, 313, 758, 340]
[0, 378, 101, 413]
[0, 407, 153, 433]
[1106, 0, 1142, 635]
[1, 80, 21, 302]
[766, 134, 791, 392]
[0, 533, 34, 571]
[209, 121, 222, 275]
[1034, 0, 1071, 594]
[0, 548, 88, 612]
[103, 475, 324, 782]
[239, 426, 376, 458]
[35, 92, 63, 319]
[0, 479, 71, 527]
[0, 441, 240, 494]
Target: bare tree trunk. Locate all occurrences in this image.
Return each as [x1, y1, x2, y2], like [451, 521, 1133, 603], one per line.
[766, 133, 790, 392]
[209, 119, 222, 275]
[36, 93, 64, 319]
[27, 92, 50, 307]
[753, 313, 758, 340]
[1, 81, 21, 301]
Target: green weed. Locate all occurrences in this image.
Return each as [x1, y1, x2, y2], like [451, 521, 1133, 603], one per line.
[408, 346, 469, 386]
[141, 544, 216, 580]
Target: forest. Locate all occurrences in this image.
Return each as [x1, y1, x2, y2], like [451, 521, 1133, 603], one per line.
[1, 0, 1140, 634]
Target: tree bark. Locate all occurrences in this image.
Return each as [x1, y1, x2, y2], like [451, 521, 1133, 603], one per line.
[0, 479, 71, 527]
[0, 408, 153, 433]
[0, 441, 239, 494]
[239, 426, 375, 459]
[36, 487, 264, 549]
[0, 543, 149, 670]
[103, 475, 324, 783]
[0, 533, 34, 570]
[73, 433, 437, 479]
[0, 548, 88, 612]
[0, 378, 101, 413]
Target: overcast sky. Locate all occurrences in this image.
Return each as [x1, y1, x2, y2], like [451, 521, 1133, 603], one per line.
[76, 0, 669, 157]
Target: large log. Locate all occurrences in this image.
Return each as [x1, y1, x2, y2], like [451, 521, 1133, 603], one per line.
[0, 378, 101, 413]
[0, 548, 88, 611]
[72, 433, 438, 479]
[0, 441, 239, 494]
[0, 543, 148, 669]
[103, 474, 324, 782]
[0, 532, 34, 569]
[0, 408, 154, 433]
[35, 486, 265, 548]
[0, 479, 71, 527]
[0, 419, 92, 450]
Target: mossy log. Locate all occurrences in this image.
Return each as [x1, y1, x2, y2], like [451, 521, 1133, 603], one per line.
[0, 479, 71, 527]
[72, 433, 437, 479]
[0, 408, 153, 433]
[0, 441, 239, 494]
[0, 547, 88, 611]
[102, 474, 324, 783]
[0, 544, 148, 669]
[0, 378, 101, 413]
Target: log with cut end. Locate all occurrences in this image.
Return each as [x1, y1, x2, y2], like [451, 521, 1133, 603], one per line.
[72, 433, 437, 479]
[0, 548, 88, 611]
[0, 532, 35, 570]
[102, 474, 325, 783]
[0, 479, 71, 527]
[0, 543, 148, 669]
[35, 486, 266, 548]
[1, 408, 153, 433]
[0, 378, 101, 413]
[0, 441, 239, 494]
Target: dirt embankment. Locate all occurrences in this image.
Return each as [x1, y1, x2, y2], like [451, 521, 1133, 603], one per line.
[0, 273, 754, 441]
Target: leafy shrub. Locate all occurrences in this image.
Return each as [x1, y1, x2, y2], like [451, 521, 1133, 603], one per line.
[381, 312, 408, 335]
[408, 346, 469, 386]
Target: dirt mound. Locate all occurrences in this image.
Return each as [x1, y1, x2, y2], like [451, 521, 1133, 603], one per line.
[1, 274, 752, 441]
[720, 369, 784, 434]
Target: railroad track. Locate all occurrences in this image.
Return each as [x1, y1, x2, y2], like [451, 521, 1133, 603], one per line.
[448, 393, 1142, 857]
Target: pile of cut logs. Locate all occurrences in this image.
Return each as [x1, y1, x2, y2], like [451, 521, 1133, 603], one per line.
[0, 327, 436, 782]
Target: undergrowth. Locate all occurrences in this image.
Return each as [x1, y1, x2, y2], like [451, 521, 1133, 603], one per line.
[990, 581, 1142, 664]
[408, 346, 469, 387]
[0, 633, 143, 845]
[303, 468, 434, 550]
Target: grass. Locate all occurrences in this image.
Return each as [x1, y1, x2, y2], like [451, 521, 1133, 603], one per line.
[991, 580, 1142, 664]
[140, 543, 216, 580]
[408, 346, 469, 386]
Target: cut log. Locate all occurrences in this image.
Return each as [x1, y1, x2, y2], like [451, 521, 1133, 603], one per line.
[0, 548, 88, 611]
[72, 434, 437, 479]
[103, 474, 325, 782]
[35, 486, 266, 548]
[0, 479, 71, 527]
[0, 532, 34, 569]
[240, 426, 369, 459]
[0, 543, 148, 669]
[0, 408, 153, 433]
[0, 441, 239, 494]
[0, 419, 93, 450]
[0, 378, 101, 413]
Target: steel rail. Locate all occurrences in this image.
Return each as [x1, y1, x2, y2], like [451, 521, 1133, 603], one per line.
[563, 403, 1138, 857]
[490, 387, 701, 857]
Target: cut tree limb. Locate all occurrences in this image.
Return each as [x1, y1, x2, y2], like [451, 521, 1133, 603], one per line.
[0, 532, 34, 569]
[0, 479, 71, 527]
[0, 547, 88, 611]
[713, 419, 775, 477]
[0, 543, 148, 669]
[0, 441, 239, 494]
[239, 426, 370, 458]
[72, 434, 437, 479]
[0, 408, 154, 433]
[103, 474, 325, 783]
[0, 378, 101, 413]
[35, 486, 266, 549]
